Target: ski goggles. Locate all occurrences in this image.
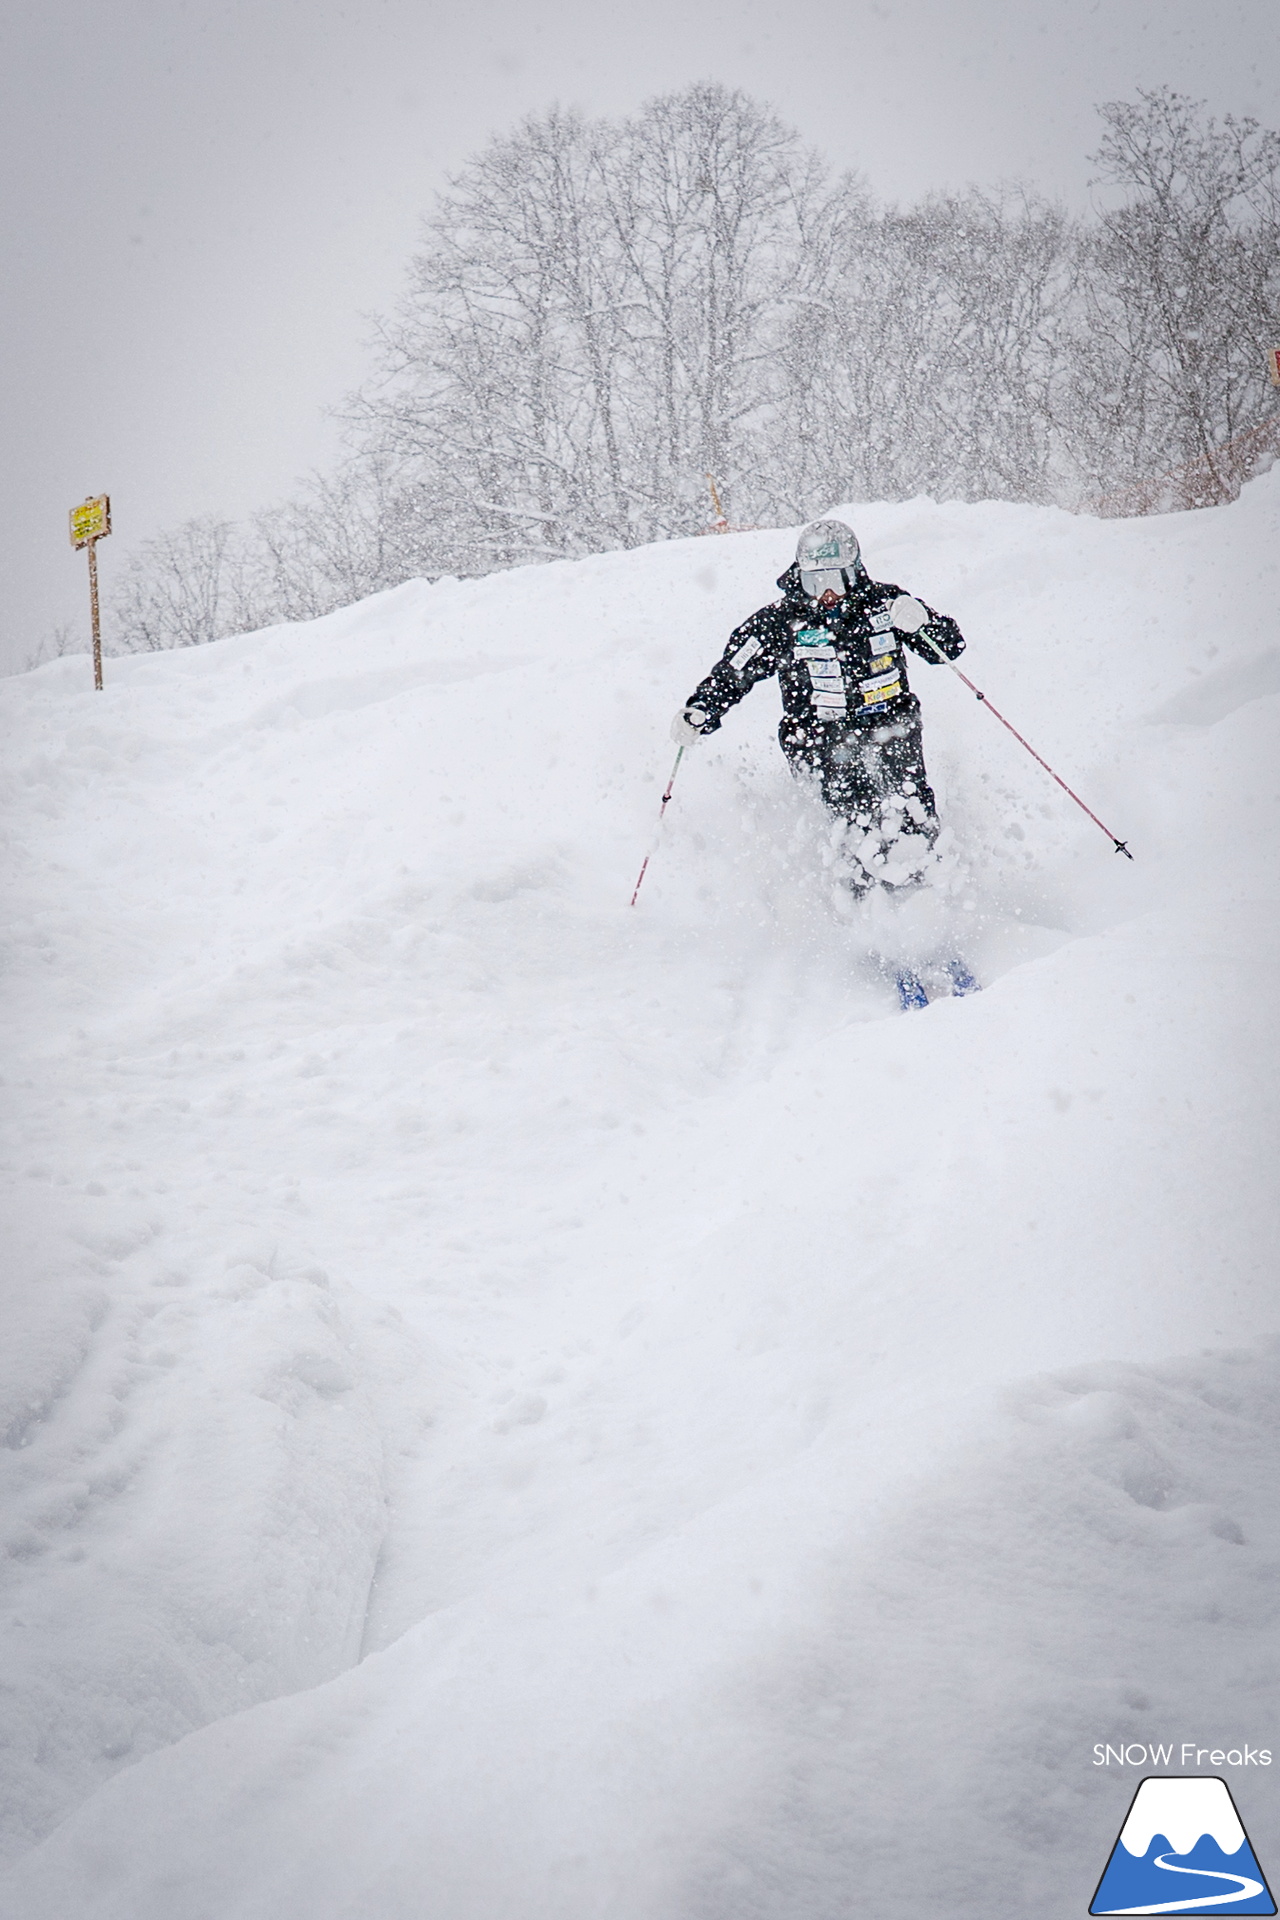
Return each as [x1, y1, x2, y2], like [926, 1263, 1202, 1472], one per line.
[800, 566, 847, 600]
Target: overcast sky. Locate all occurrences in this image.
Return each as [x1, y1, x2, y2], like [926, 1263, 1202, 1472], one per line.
[2, 0, 1277, 674]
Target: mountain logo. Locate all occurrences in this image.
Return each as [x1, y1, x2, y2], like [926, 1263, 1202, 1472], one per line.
[1091, 1777, 1276, 1915]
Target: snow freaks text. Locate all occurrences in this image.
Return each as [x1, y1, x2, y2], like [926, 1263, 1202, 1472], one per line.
[1094, 1746, 1273, 1767]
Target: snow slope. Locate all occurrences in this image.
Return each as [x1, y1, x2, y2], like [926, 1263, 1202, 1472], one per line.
[2, 478, 1279, 1918]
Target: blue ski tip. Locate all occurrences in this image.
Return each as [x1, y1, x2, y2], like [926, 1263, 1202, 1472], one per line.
[896, 969, 929, 1011]
[945, 959, 980, 997]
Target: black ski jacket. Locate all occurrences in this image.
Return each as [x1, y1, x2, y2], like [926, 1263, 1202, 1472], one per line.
[684, 562, 965, 748]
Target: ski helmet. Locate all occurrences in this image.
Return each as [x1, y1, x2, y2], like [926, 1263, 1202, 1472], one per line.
[796, 520, 860, 600]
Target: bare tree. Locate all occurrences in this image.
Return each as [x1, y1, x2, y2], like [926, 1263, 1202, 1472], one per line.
[1065, 88, 1280, 505]
[600, 83, 846, 529]
[774, 188, 1074, 511]
[110, 517, 253, 653]
[353, 106, 627, 565]
[106, 87, 1280, 652]
[245, 455, 435, 623]
[23, 623, 86, 672]
[349, 85, 846, 558]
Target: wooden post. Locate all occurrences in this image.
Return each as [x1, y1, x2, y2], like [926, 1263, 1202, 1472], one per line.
[69, 494, 111, 690]
[87, 537, 103, 690]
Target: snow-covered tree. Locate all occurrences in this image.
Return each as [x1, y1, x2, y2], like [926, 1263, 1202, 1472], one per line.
[773, 188, 1074, 511]
[105, 86, 1280, 653]
[110, 517, 252, 653]
[1064, 88, 1280, 505]
[350, 85, 845, 557]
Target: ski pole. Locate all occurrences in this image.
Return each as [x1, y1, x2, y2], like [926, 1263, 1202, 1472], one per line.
[630, 745, 686, 906]
[916, 633, 1133, 859]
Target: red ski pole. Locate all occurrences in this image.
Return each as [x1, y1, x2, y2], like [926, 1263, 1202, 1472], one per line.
[917, 632, 1133, 859]
[630, 745, 686, 906]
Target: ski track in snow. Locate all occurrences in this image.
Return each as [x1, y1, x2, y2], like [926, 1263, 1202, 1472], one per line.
[0, 484, 1278, 1917]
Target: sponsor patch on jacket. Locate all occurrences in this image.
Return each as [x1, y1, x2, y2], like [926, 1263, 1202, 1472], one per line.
[730, 637, 763, 673]
[860, 664, 904, 703]
[813, 691, 847, 711]
[868, 651, 896, 674]
[870, 608, 894, 632]
[806, 660, 843, 682]
[793, 628, 830, 648]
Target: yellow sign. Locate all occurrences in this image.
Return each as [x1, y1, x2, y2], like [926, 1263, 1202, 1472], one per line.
[69, 494, 111, 549]
[1269, 347, 1280, 387]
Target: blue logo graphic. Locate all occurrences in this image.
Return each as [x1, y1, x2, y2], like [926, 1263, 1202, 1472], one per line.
[1091, 1777, 1275, 1915]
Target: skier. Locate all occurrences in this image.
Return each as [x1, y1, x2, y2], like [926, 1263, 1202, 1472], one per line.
[672, 520, 965, 897]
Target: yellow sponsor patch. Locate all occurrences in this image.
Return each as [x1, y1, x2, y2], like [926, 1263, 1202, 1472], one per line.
[861, 679, 901, 704]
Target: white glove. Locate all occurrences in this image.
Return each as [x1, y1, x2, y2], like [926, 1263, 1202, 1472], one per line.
[671, 707, 709, 745]
[890, 594, 929, 633]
